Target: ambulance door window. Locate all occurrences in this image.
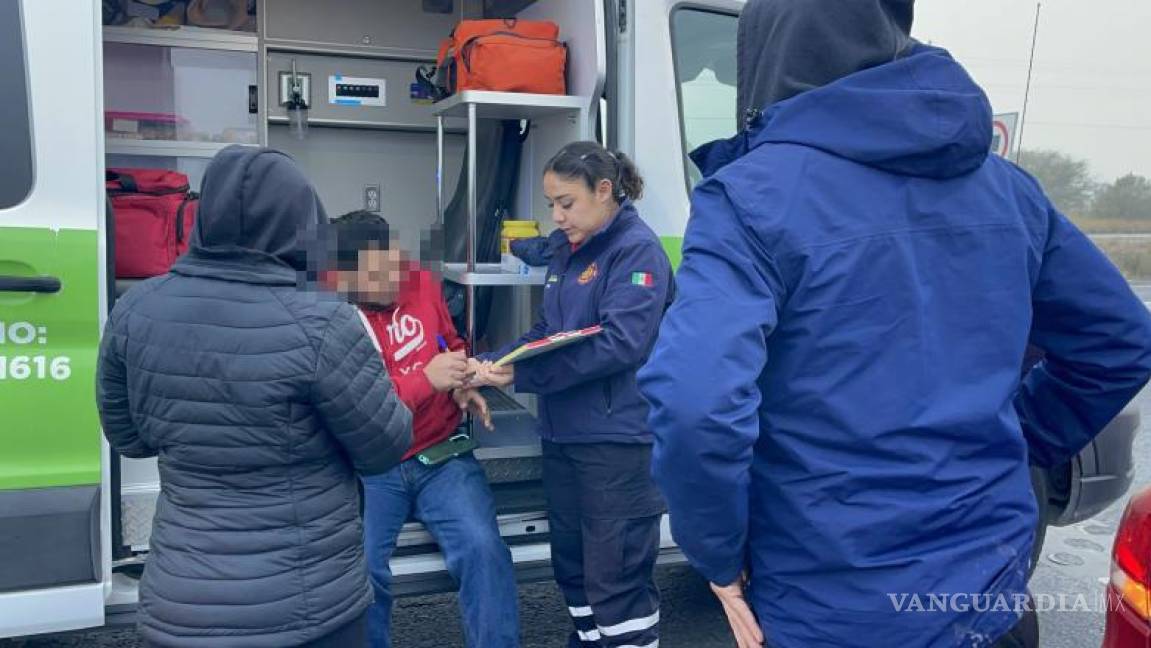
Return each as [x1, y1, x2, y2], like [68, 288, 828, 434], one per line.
[670, 8, 738, 190]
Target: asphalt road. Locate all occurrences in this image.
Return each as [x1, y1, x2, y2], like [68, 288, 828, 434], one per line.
[0, 567, 730, 648]
[6, 391, 1148, 648]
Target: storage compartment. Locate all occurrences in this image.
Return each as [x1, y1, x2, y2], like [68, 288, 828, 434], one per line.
[103, 2, 256, 32]
[106, 0, 606, 556]
[103, 24, 263, 557]
[104, 42, 258, 148]
[261, 0, 482, 58]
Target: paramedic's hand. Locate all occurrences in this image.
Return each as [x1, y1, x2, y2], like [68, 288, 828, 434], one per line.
[711, 574, 763, 648]
[453, 388, 493, 430]
[425, 351, 469, 392]
[467, 357, 485, 384]
[467, 360, 513, 388]
[482, 362, 514, 388]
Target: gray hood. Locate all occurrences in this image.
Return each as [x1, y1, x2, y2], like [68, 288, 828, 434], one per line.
[737, 0, 915, 126]
[190, 146, 326, 272]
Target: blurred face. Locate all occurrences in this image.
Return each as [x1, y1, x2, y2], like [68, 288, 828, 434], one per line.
[336, 246, 405, 306]
[544, 171, 617, 246]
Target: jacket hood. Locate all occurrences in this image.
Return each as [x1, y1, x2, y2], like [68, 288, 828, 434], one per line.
[188, 146, 326, 272]
[737, 0, 914, 125]
[695, 45, 993, 180]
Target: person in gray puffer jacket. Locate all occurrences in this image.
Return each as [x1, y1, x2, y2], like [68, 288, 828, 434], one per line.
[97, 146, 412, 648]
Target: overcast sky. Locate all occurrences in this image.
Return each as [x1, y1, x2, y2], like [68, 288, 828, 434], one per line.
[914, 0, 1151, 183]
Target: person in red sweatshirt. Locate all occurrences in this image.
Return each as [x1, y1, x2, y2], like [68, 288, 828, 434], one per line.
[328, 211, 520, 648]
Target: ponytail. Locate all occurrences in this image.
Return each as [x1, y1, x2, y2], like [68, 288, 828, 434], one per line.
[612, 150, 644, 201]
[544, 141, 645, 202]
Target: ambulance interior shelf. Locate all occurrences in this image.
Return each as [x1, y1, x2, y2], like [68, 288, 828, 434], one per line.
[429, 83, 593, 449]
[442, 263, 547, 286]
[433, 91, 586, 289]
[431, 91, 589, 450]
[431, 91, 586, 121]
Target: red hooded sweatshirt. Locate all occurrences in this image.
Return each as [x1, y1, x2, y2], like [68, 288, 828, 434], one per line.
[356, 267, 466, 460]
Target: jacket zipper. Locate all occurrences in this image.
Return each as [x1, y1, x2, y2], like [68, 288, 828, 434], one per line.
[553, 247, 573, 326]
[604, 381, 613, 415]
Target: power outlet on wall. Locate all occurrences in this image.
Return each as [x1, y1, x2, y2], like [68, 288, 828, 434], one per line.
[364, 184, 381, 212]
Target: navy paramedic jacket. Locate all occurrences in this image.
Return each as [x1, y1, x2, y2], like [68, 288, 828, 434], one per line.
[637, 45, 1151, 648]
[490, 202, 673, 444]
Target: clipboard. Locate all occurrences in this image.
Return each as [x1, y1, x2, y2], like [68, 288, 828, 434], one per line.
[492, 325, 604, 367]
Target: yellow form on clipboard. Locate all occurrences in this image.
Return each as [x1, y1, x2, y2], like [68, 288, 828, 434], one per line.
[492, 325, 604, 367]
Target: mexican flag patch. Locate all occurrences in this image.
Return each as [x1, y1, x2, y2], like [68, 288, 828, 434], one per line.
[631, 272, 654, 287]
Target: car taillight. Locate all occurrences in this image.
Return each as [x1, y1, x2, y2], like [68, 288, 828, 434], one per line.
[1112, 488, 1151, 622]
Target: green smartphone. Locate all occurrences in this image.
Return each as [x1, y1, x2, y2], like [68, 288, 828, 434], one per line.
[416, 434, 479, 466]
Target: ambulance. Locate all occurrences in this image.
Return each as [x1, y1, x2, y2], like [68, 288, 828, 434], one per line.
[0, 0, 1138, 638]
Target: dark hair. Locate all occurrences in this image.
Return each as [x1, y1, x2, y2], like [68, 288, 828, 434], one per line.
[543, 141, 644, 202]
[328, 210, 391, 270]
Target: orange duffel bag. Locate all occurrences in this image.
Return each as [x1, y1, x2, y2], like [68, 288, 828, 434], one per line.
[427, 19, 568, 97]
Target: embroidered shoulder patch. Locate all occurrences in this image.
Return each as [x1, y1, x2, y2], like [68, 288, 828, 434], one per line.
[578, 262, 599, 285]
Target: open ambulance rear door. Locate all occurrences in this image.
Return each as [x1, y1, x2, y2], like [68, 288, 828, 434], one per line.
[0, 0, 109, 638]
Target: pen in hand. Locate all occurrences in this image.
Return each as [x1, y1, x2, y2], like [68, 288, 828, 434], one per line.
[438, 334, 480, 388]
[425, 335, 469, 392]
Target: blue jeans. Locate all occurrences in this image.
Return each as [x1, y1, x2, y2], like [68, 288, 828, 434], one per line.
[361, 454, 519, 648]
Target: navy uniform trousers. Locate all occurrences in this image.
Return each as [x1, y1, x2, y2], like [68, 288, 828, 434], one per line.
[543, 440, 665, 648]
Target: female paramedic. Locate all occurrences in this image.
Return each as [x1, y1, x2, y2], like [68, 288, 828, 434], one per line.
[473, 141, 674, 648]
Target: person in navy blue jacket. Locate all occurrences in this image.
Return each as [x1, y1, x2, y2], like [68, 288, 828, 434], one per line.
[472, 141, 673, 648]
[637, 2, 1151, 648]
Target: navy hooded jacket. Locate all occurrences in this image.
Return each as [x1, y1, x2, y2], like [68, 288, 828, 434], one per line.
[637, 45, 1151, 648]
[489, 202, 673, 443]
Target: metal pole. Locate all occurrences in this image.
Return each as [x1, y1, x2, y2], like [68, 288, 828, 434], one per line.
[466, 102, 478, 349]
[467, 103, 478, 272]
[436, 115, 444, 229]
[1015, 2, 1041, 164]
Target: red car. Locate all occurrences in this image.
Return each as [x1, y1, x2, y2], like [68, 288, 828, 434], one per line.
[1105, 485, 1151, 647]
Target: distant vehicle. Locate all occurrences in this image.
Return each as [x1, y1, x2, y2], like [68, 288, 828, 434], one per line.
[1103, 484, 1151, 648]
[1026, 347, 1141, 576]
